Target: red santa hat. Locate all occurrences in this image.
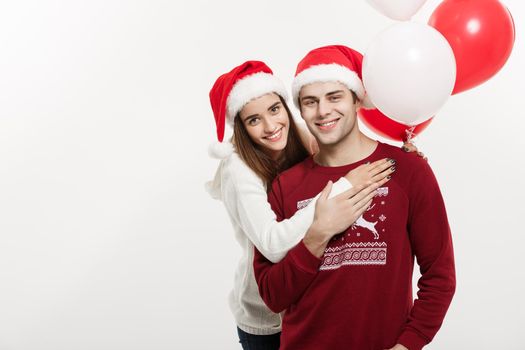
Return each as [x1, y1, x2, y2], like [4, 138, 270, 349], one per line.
[208, 61, 288, 158]
[292, 45, 374, 110]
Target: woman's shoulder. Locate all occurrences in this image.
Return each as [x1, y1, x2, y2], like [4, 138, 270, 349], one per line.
[221, 152, 263, 185]
[296, 122, 318, 155]
[222, 151, 249, 172]
[207, 152, 264, 200]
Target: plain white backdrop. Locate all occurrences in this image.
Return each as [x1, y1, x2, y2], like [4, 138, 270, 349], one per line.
[0, 0, 524, 349]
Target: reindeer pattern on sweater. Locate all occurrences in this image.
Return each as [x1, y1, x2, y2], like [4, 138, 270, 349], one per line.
[296, 185, 390, 270]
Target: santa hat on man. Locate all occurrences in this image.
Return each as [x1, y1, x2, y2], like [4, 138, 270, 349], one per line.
[208, 60, 288, 159]
[292, 45, 374, 110]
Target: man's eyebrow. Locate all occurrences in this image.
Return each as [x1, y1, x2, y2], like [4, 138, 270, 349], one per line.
[326, 90, 344, 96]
[301, 90, 345, 101]
[300, 95, 317, 101]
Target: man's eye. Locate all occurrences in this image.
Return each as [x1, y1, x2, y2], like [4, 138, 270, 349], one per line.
[330, 95, 342, 102]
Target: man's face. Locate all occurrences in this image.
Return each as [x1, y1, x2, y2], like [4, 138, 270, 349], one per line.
[299, 81, 358, 146]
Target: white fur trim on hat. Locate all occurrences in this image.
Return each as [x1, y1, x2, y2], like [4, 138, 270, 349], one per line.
[226, 72, 289, 126]
[208, 140, 235, 159]
[292, 64, 374, 109]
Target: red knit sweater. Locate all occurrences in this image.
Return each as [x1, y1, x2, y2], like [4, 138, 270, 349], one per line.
[254, 142, 456, 350]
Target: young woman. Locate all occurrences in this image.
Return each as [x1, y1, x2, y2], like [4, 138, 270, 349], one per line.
[207, 61, 412, 350]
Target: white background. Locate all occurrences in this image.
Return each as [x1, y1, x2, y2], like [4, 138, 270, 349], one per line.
[0, 0, 524, 349]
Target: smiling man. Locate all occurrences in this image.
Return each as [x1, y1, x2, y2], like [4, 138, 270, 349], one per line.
[253, 45, 456, 350]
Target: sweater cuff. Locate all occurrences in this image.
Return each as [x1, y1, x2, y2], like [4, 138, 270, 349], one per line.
[329, 177, 353, 198]
[289, 240, 322, 274]
[397, 330, 428, 350]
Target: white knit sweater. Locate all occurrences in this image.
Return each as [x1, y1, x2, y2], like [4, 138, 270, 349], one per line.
[206, 152, 352, 335]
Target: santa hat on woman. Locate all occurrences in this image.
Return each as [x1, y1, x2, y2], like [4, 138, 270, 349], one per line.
[291, 45, 374, 110]
[208, 61, 288, 159]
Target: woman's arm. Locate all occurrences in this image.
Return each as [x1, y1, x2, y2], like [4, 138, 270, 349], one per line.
[221, 155, 351, 263]
[221, 155, 394, 263]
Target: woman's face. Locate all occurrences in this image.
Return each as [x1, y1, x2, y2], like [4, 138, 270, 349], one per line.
[238, 93, 289, 159]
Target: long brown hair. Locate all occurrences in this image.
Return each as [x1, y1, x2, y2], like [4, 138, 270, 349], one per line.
[233, 95, 309, 189]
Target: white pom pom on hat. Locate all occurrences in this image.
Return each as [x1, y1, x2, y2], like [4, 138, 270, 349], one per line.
[208, 140, 234, 159]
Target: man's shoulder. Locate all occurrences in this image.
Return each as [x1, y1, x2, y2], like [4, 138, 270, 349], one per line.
[379, 142, 430, 173]
[271, 157, 312, 191]
[378, 142, 438, 193]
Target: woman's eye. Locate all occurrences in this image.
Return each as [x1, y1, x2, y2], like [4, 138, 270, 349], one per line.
[248, 118, 259, 126]
[270, 106, 280, 113]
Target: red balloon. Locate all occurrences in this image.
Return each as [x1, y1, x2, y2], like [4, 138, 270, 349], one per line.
[429, 0, 515, 95]
[358, 108, 433, 142]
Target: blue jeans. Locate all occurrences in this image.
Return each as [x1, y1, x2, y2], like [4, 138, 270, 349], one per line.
[237, 327, 281, 350]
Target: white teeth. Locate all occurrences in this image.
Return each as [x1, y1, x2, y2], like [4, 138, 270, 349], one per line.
[319, 120, 336, 127]
[266, 128, 282, 140]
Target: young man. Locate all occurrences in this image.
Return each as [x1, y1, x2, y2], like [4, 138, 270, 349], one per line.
[253, 45, 456, 350]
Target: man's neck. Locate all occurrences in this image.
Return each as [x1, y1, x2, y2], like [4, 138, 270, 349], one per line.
[314, 130, 378, 167]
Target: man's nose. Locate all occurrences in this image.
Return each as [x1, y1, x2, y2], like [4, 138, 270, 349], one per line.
[318, 99, 332, 118]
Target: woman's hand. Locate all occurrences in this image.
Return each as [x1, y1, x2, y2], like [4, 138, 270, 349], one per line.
[402, 141, 427, 161]
[344, 158, 395, 187]
[304, 177, 389, 258]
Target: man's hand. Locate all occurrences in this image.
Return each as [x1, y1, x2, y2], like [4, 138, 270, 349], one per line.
[385, 344, 409, 350]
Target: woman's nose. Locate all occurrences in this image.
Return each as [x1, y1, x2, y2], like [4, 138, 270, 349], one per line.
[263, 119, 277, 133]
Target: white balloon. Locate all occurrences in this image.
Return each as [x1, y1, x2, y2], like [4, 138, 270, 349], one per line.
[366, 0, 427, 21]
[363, 22, 456, 125]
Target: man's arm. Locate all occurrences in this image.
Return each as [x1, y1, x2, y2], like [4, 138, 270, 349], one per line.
[397, 160, 456, 350]
[253, 240, 321, 313]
